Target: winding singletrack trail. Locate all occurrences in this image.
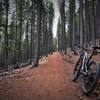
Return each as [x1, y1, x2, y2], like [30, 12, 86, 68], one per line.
[0, 52, 99, 100]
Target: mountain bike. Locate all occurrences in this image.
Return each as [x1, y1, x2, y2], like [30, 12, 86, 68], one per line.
[72, 44, 100, 95]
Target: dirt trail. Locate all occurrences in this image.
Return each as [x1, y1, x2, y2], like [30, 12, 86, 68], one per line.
[0, 52, 99, 100]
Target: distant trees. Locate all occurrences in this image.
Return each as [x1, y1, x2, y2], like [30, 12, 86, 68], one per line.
[32, 1, 54, 67]
[1, 0, 100, 70]
[78, 0, 98, 47]
[57, 0, 100, 53]
[83, 0, 96, 47]
[0, 0, 54, 70]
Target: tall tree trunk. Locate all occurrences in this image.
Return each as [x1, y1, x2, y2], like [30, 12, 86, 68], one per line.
[96, 0, 100, 46]
[84, 0, 89, 48]
[32, 1, 41, 67]
[69, 0, 73, 49]
[44, 16, 48, 56]
[14, 0, 18, 65]
[42, 15, 47, 56]
[72, 0, 76, 51]
[30, 0, 35, 64]
[57, 18, 61, 51]
[91, 0, 96, 47]
[19, 14, 22, 63]
[17, 0, 23, 63]
[4, 0, 9, 67]
[30, 22, 33, 64]
[59, 0, 67, 53]
[79, 0, 84, 47]
[25, 20, 29, 60]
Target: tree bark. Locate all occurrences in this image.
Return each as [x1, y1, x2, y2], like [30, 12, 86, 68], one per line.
[32, 1, 41, 67]
[72, 0, 76, 51]
[91, 0, 96, 47]
[4, 0, 9, 67]
[79, 0, 84, 47]
[96, 0, 100, 46]
[59, 0, 67, 53]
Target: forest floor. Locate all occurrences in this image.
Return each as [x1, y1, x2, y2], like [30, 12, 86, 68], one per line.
[0, 52, 100, 100]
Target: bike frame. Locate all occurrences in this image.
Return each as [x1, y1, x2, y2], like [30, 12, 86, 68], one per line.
[79, 48, 96, 76]
[81, 50, 89, 74]
[75, 44, 100, 76]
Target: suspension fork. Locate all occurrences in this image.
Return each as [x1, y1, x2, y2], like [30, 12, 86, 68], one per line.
[81, 52, 88, 73]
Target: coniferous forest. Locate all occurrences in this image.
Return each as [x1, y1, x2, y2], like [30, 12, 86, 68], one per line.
[0, 0, 55, 69]
[0, 0, 100, 100]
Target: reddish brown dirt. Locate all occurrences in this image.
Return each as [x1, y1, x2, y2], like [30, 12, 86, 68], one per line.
[0, 52, 100, 100]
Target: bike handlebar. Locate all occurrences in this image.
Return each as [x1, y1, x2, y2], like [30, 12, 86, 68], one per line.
[74, 43, 87, 50]
[74, 43, 100, 53]
[74, 43, 100, 50]
[93, 46, 100, 50]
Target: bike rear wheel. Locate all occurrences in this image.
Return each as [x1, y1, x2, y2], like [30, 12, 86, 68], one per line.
[81, 61, 100, 95]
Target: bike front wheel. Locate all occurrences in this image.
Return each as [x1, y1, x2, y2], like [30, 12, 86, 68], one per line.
[81, 61, 100, 95]
[72, 59, 82, 81]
